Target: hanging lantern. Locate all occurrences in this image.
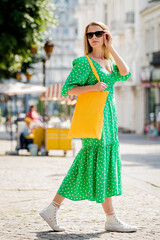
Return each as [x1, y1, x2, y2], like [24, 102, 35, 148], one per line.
[16, 72, 21, 81]
[44, 39, 54, 59]
[26, 72, 32, 81]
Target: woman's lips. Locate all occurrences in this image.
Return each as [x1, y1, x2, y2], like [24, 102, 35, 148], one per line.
[92, 41, 98, 43]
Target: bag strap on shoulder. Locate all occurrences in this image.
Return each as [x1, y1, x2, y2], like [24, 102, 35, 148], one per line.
[85, 55, 100, 82]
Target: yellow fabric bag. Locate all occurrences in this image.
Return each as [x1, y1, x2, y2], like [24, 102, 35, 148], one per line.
[67, 55, 109, 140]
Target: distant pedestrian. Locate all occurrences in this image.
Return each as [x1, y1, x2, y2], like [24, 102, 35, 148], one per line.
[39, 21, 137, 233]
[151, 123, 158, 139]
[145, 121, 152, 139]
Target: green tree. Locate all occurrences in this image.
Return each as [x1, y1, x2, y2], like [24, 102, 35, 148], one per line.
[0, 0, 57, 80]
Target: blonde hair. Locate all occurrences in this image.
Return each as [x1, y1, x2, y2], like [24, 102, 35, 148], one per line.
[84, 21, 112, 59]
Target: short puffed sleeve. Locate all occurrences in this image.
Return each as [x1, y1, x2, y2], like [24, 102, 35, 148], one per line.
[109, 58, 131, 82]
[61, 57, 91, 97]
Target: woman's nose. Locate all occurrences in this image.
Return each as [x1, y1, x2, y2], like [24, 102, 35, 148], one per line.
[92, 34, 97, 39]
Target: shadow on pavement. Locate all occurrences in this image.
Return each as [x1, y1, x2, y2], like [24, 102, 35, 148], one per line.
[34, 230, 119, 239]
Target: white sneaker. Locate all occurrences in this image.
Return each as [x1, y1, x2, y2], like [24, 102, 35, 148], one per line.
[39, 202, 66, 231]
[105, 211, 137, 232]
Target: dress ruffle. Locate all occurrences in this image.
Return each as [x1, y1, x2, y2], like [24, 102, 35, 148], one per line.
[57, 141, 124, 203]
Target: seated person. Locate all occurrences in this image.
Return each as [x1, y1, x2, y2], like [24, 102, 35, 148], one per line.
[19, 117, 34, 150]
[26, 105, 44, 128]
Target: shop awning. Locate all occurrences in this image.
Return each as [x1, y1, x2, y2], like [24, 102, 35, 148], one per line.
[39, 83, 77, 104]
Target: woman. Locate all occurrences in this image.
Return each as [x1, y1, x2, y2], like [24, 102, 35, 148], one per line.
[39, 21, 137, 232]
[26, 105, 39, 121]
[26, 105, 43, 127]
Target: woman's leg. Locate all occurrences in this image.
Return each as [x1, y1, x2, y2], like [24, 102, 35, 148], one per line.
[101, 197, 114, 215]
[39, 193, 66, 231]
[103, 196, 137, 232]
[52, 193, 65, 208]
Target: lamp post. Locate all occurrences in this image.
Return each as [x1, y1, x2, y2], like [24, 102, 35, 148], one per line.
[42, 39, 54, 87]
[30, 39, 54, 87]
[24, 71, 32, 113]
[30, 39, 54, 119]
[41, 39, 54, 120]
[26, 72, 32, 82]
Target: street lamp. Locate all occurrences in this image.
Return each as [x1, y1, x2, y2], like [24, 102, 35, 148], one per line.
[30, 39, 54, 86]
[16, 72, 21, 81]
[30, 39, 54, 119]
[42, 39, 54, 87]
[26, 72, 32, 82]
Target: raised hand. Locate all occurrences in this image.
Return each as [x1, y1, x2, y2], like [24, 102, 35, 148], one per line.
[103, 30, 113, 48]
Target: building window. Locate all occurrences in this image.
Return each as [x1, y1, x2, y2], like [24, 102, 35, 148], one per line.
[125, 12, 134, 23]
[63, 28, 69, 35]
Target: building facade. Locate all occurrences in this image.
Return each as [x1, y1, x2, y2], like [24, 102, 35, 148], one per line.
[31, 0, 79, 87]
[25, 0, 160, 130]
[25, 0, 79, 114]
[47, 0, 79, 86]
[140, 0, 160, 125]
[74, 0, 160, 134]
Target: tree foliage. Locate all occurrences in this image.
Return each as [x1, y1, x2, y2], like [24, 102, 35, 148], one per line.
[0, 0, 57, 80]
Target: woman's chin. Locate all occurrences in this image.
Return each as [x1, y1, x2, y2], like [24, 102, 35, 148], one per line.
[91, 44, 101, 48]
[92, 42, 99, 45]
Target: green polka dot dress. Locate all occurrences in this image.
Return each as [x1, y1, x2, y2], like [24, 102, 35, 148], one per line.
[57, 55, 131, 203]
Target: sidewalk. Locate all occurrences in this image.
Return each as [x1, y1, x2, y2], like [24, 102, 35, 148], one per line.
[0, 129, 17, 155]
[0, 133, 160, 239]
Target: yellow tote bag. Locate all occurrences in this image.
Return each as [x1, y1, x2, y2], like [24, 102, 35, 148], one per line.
[67, 55, 109, 140]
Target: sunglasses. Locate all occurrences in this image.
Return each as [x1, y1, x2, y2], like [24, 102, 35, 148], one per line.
[86, 31, 105, 39]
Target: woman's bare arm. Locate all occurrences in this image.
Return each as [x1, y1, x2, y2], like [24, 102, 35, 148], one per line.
[103, 30, 130, 76]
[68, 85, 95, 95]
[68, 82, 108, 95]
[108, 46, 130, 76]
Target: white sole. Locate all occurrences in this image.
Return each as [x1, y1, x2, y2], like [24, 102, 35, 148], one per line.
[39, 211, 65, 232]
[105, 224, 137, 232]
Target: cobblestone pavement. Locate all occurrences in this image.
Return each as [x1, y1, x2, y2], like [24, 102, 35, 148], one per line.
[0, 134, 160, 240]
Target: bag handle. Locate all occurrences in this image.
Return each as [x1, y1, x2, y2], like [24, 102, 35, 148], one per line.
[85, 55, 100, 82]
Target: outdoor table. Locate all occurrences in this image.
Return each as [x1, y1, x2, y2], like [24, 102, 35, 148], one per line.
[33, 127, 72, 156]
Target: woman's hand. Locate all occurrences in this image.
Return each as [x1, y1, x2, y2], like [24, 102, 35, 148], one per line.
[93, 82, 108, 91]
[103, 30, 130, 75]
[103, 30, 113, 49]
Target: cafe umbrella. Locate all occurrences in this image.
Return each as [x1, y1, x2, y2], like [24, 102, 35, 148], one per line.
[0, 81, 46, 152]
